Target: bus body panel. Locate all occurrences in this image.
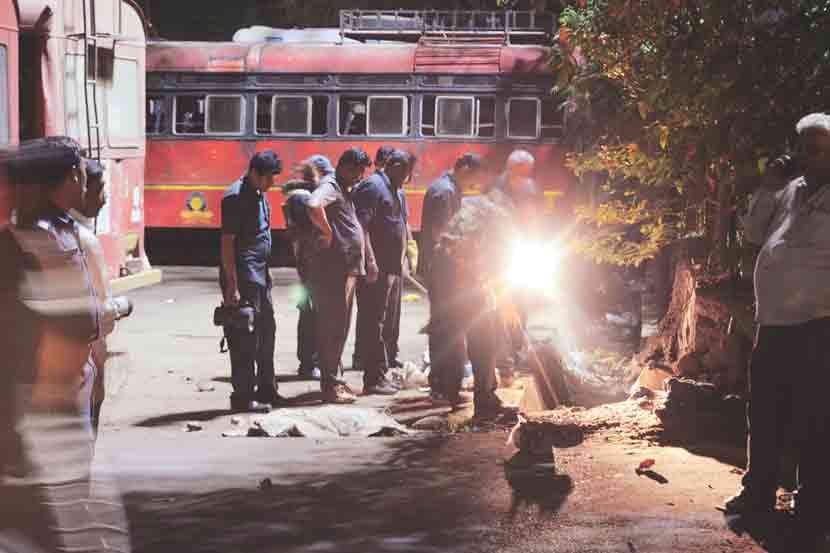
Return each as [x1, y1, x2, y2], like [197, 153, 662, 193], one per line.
[0, 0, 19, 225]
[15, 0, 158, 288]
[146, 139, 569, 231]
[145, 39, 568, 234]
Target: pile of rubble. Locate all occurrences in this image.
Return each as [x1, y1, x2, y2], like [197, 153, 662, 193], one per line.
[654, 377, 747, 444]
[527, 376, 747, 447]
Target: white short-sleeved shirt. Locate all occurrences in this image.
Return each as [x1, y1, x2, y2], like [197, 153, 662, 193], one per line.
[743, 177, 830, 325]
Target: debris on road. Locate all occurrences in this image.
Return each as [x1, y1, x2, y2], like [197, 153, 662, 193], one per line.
[241, 406, 409, 438]
[230, 416, 242, 426]
[259, 478, 273, 491]
[655, 378, 746, 443]
[388, 362, 430, 390]
[636, 458, 656, 472]
[196, 381, 215, 392]
[185, 421, 203, 432]
[412, 416, 449, 432]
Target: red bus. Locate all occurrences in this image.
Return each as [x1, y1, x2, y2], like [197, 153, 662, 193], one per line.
[6, 0, 160, 291]
[145, 10, 571, 233]
[0, 0, 18, 224]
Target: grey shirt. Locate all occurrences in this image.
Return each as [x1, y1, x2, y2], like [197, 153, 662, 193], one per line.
[742, 176, 830, 326]
[308, 174, 366, 276]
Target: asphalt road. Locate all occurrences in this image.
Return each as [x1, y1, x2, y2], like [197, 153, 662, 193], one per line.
[91, 267, 777, 553]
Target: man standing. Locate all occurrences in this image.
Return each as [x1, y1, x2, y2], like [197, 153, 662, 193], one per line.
[493, 150, 543, 383]
[307, 147, 372, 404]
[283, 156, 332, 381]
[428, 177, 518, 418]
[383, 151, 419, 371]
[725, 113, 830, 539]
[76, 160, 133, 434]
[220, 150, 282, 413]
[422, 153, 484, 400]
[1, 137, 109, 553]
[353, 150, 411, 395]
[352, 146, 394, 374]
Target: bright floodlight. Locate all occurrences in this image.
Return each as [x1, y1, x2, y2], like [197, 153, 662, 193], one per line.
[506, 238, 562, 292]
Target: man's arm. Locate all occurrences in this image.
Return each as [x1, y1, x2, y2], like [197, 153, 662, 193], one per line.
[363, 225, 379, 283]
[220, 234, 240, 305]
[220, 195, 242, 305]
[307, 183, 337, 248]
[353, 183, 379, 283]
[430, 191, 453, 244]
[741, 188, 780, 246]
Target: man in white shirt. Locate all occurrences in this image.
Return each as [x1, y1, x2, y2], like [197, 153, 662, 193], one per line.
[724, 113, 830, 536]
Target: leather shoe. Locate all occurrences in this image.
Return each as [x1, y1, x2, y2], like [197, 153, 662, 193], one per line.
[231, 400, 271, 414]
[721, 489, 774, 516]
[322, 383, 357, 404]
[364, 379, 399, 396]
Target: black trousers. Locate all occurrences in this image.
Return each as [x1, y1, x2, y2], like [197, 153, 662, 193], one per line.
[310, 269, 357, 386]
[296, 288, 318, 371]
[427, 251, 498, 404]
[355, 273, 396, 386]
[742, 318, 830, 517]
[384, 274, 403, 364]
[225, 282, 276, 403]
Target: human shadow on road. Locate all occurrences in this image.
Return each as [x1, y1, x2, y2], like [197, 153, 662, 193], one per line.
[503, 452, 574, 519]
[134, 409, 230, 427]
[725, 511, 830, 553]
[122, 433, 557, 553]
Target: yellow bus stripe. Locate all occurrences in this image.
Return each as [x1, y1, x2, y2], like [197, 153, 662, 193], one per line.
[146, 184, 563, 197]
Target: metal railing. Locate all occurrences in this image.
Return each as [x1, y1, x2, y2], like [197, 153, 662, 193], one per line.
[340, 10, 554, 42]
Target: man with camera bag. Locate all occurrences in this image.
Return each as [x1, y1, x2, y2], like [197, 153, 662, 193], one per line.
[220, 150, 283, 413]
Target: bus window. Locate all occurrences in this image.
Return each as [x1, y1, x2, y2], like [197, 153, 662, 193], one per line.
[422, 95, 496, 138]
[258, 94, 329, 136]
[339, 96, 367, 136]
[541, 98, 564, 140]
[146, 95, 170, 135]
[507, 97, 541, 139]
[108, 58, 141, 146]
[477, 97, 496, 138]
[175, 95, 206, 134]
[311, 96, 329, 135]
[437, 96, 474, 137]
[367, 96, 409, 136]
[0, 45, 8, 145]
[206, 95, 244, 134]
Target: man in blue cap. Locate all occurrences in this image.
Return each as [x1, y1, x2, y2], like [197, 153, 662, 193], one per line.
[220, 150, 283, 413]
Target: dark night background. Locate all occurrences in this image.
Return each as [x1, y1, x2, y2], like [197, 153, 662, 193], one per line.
[133, 0, 561, 41]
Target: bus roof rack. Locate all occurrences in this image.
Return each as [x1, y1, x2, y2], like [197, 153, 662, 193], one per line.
[339, 10, 556, 44]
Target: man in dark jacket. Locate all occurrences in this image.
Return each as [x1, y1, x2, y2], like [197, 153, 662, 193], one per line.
[220, 150, 283, 413]
[428, 176, 521, 419]
[353, 149, 411, 395]
[352, 146, 394, 376]
[307, 147, 372, 404]
[421, 153, 485, 285]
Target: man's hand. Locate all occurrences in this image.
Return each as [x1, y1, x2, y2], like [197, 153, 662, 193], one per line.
[224, 288, 241, 306]
[406, 239, 419, 275]
[366, 261, 379, 284]
[316, 231, 333, 250]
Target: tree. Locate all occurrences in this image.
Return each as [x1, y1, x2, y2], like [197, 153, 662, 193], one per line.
[554, 0, 830, 271]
